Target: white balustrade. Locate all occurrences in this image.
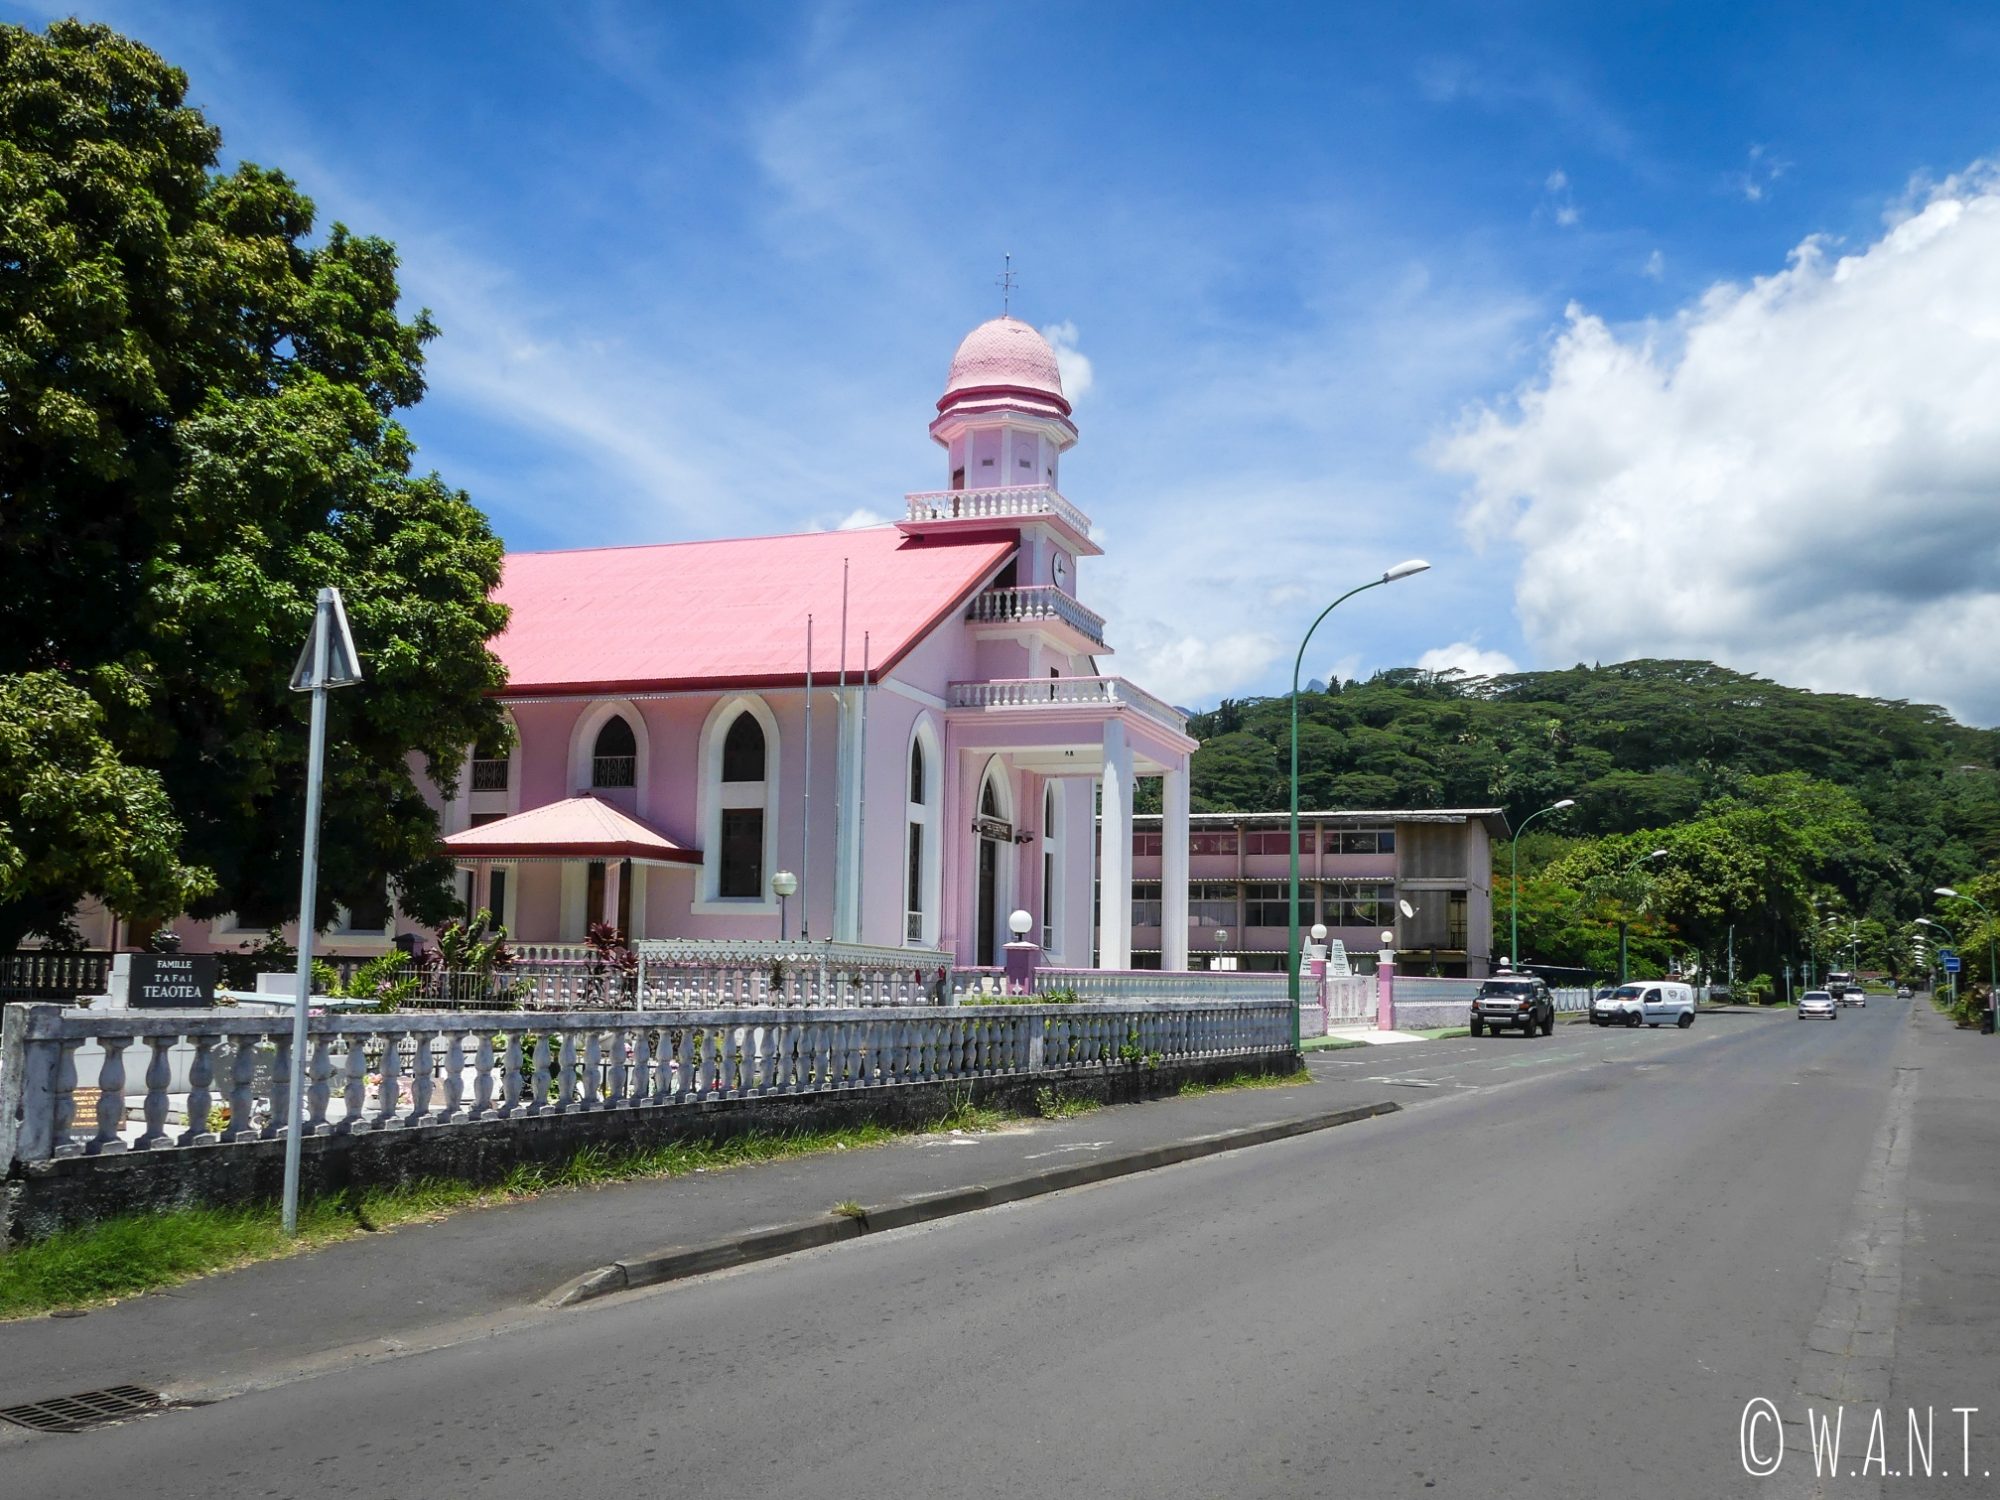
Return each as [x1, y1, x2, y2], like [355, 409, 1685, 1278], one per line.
[0, 996, 1293, 1167]
[1037, 967, 1288, 1004]
[948, 675, 1187, 735]
[637, 940, 952, 1009]
[903, 484, 1092, 539]
[966, 586, 1107, 647]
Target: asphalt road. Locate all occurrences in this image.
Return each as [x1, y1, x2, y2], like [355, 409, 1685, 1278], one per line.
[2, 1001, 1942, 1498]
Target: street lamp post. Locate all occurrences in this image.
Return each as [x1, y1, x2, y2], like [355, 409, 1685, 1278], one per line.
[1618, 848, 1669, 984]
[771, 869, 798, 941]
[1509, 798, 1576, 968]
[1935, 887, 1998, 1011]
[1288, 559, 1430, 1051]
[1916, 917, 1961, 1004]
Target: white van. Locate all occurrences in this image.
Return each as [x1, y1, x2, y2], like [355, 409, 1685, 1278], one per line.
[1590, 981, 1696, 1029]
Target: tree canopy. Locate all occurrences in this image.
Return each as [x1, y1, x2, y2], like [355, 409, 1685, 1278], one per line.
[0, 20, 508, 949]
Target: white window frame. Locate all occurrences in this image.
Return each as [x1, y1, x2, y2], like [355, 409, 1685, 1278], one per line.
[904, 716, 942, 947]
[693, 694, 781, 914]
[566, 699, 651, 806]
[1042, 781, 1063, 958]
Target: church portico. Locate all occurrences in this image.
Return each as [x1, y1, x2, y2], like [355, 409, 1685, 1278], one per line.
[942, 697, 1194, 970]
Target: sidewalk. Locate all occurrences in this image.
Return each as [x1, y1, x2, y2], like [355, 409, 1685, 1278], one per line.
[1886, 999, 2000, 1421]
[0, 1059, 1398, 1409]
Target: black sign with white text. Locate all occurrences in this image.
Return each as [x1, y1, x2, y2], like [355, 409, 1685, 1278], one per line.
[127, 953, 219, 1008]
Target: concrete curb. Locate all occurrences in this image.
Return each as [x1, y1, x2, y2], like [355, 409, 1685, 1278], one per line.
[544, 1100, 1401, 1308]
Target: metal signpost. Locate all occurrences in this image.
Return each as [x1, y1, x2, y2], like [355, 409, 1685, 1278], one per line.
[282, 587, 364, 1235]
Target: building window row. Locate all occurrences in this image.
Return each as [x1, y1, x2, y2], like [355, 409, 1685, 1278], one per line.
[1131, 826, 1397, 857]
[1125, 880, 1403, 931]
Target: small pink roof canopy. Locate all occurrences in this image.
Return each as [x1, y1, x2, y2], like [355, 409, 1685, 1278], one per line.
[440, 796, 700, 864]
[939, 316, 1070, 418]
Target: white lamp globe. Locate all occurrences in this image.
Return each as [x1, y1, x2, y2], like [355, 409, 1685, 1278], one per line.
[1008, 909, 1033, 937]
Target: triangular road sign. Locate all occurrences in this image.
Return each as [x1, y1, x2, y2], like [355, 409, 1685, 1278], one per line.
[289, 586, 364, 692]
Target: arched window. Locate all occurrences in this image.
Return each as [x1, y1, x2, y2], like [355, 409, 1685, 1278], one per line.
[715, 711, 767, 898]
[905, 737, 931, 944]
[974, 766, 1012, 965]
[592, 715, 637, 788]
[722, 714, 765, 782]
[1042, 783, 1062, 955]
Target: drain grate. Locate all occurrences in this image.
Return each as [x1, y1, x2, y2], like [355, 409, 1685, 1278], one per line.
[0, 1385, 165, 1433]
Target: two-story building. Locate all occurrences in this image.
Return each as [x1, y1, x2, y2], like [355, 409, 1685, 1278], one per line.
[1115, 808, 1507, 976]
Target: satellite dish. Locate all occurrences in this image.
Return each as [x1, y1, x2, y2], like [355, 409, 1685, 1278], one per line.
[1398, 899, 1417, 919]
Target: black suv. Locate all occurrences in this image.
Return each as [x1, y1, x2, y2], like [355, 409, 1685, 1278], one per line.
[1469, 975, 1555, 1037]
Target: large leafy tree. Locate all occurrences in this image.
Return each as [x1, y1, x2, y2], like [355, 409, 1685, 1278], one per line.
[0, 20, 507, 949]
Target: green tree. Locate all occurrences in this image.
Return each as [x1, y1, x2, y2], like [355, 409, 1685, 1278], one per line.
[0, 673, 211, 942]
[0, 21, 507, 949]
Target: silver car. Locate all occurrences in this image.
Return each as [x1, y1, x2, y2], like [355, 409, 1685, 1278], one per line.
[1798, 989, 1838, 1020]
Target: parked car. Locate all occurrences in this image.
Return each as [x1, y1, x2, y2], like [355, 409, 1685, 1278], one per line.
[1469, 975, 1555, 1037]
[1591, 981, 1696, 1029]
[1798, 989, 1838, 1020]
[1896, 985, 1912, 999]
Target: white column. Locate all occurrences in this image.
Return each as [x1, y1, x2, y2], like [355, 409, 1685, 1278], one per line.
[1098, 720, 1134, 969]
[601, 859, 622, 931]
[834, 686, 864, 943]
[1162, 765, 1190, 971]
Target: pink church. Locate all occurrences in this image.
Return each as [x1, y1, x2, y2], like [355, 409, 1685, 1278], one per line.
[432, 317, 1198, 969]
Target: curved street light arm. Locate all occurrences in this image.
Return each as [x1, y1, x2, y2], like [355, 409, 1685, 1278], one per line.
[1287, 565, 1429, 1044]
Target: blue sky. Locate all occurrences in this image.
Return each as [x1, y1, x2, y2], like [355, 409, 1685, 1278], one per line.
[15, 1, 2000, 721]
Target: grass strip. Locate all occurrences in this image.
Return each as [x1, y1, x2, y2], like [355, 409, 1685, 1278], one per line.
[1176, 1067, 1310, 1096]
[0, 1098, 1007, 1320]
[2, 1067, 1303, 1318]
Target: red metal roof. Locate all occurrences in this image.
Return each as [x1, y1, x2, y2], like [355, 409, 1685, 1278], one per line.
[490, 527, 1014, 696]
[441, 796, 700, 863]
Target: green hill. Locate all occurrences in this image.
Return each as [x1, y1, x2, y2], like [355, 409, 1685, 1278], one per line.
[1184, 659, 2000, 983]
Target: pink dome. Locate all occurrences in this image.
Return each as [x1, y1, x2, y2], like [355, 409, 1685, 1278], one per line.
[939, 317, 1070, 416]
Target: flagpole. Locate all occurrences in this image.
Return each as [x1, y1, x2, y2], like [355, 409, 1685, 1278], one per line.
[802, 614, 813, 943]
[855, 630, 871, 941]
[835, 559, 850, 943]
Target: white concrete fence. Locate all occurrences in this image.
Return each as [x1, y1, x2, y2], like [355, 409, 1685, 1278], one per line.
[1038, 967, 1288, 1003]
[0, 998, 1292, 1168]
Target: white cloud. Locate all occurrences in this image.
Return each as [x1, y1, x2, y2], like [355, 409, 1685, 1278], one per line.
[1731, 143, 1790, 203]
[1417, 641, 1519, 678]
[833, 507, 890, 530]
[1115, 623, 1282, 710]
[1041, 320, 1095, 400]
[1437, 162, 2000, 724]
[1642, 248, 1665, 279]
[1541, 167, 1580, 227]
